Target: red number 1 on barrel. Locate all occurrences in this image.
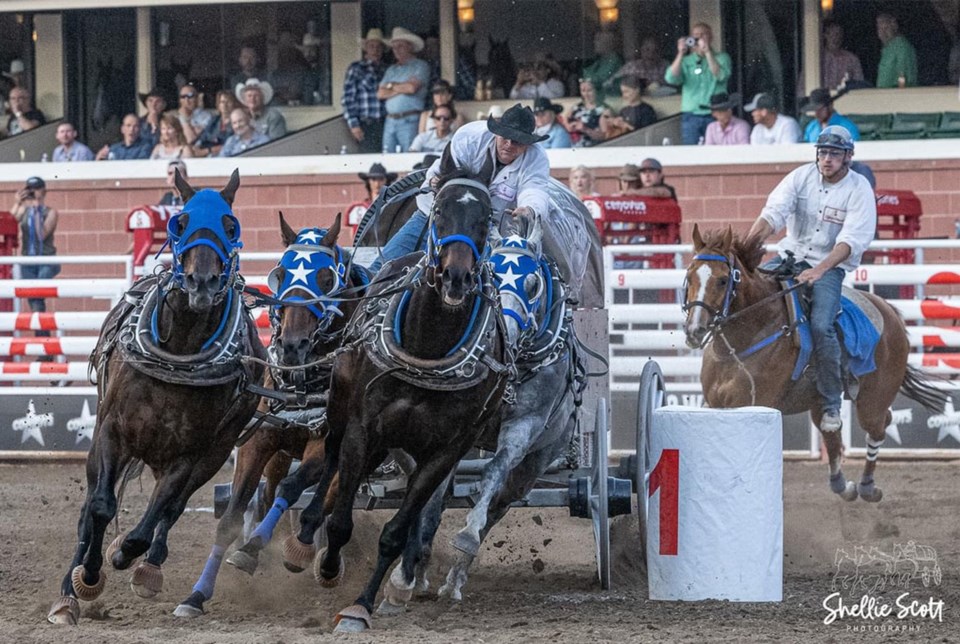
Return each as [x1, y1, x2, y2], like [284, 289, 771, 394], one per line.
[648, 449, 679, 555]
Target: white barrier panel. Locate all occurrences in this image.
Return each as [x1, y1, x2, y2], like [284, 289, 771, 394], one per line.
[0, 309, 273, 332]
[647, 406, 782, 602]
[0, 279, 128, 299]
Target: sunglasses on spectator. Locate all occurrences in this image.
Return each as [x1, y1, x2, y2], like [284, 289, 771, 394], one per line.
[434, 115, 452, 121]
[180, 92, 196, 99]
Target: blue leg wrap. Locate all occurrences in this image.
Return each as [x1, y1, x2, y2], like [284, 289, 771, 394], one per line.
[192, 544, 225, 599]
[830, 472, 847, 494]
[249, 497, 290, 544]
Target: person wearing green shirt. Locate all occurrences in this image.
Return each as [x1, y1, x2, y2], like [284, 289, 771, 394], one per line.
[876, 13, 917, 88]
[582, 31, 623, 101]
[665, 22, 732, 144]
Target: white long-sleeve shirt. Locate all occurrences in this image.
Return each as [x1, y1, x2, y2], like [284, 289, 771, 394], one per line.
[415, 120, 551, 218]
[760, 162, 876, 272]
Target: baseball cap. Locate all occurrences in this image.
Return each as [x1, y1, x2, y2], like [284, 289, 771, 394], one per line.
[639, 158, 663, 171]
[744, 92, 777, 111]
[25, 176, 46, 190]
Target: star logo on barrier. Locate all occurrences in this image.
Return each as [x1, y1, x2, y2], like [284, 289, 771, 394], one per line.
[297, 230, 321, 243]
[926, 398, 960, 445]
[291, 249, 316, 263]
[885, 408, 912, 445]
[496, 266, 522, 290]
[12, 400, 52, 447]
[288, 262, 314, 285]
[67, 400, 96, 444]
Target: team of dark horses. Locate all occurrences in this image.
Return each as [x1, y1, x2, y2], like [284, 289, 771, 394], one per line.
[48, 153, 584, 631]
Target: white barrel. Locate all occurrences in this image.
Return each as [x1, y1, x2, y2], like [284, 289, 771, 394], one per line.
[646, 406, 782, 602]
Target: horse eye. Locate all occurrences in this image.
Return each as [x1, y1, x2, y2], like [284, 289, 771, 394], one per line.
[717, 277, 728, 287]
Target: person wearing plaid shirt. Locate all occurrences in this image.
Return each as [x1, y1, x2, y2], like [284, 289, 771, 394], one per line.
[342, 29, 388, 153]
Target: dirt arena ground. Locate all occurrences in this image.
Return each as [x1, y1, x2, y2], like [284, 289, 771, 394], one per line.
[1, 460, 957, 643]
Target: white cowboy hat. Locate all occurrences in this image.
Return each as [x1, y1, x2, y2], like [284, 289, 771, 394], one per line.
[358, 28, 388, 46]
[235, 78, 274, 105]
[387, 27, 424, 53]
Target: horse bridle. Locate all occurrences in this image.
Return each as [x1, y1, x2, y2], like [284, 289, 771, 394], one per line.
[426, 178, 492, 286]
[681, 253, 741, 326]
[165, 203, 242, 296]
[490, 240, 547, 334]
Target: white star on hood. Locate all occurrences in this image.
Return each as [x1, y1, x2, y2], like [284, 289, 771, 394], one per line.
[291, 249, 316, 263]
[297, 230, 321, 243]
[496, 266, 523, 290]
[288, 262, 315, 285]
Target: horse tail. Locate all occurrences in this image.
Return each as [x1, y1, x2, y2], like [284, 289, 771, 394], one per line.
[900, 365, 949, 412]
[112, 459, 146, 533]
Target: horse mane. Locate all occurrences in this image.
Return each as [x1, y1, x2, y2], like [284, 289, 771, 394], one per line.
[698, 228, 765, 274]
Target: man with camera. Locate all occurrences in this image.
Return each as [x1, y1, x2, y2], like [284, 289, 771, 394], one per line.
[665, 22, 731, 145]
[10, 177, 60, 337]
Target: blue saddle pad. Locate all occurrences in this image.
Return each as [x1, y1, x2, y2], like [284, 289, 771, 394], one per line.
[790, 290, 880, 381]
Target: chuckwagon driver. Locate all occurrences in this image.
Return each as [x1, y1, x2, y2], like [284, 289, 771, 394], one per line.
[370, 103, 603, 308]
[746, 125, 876, 433]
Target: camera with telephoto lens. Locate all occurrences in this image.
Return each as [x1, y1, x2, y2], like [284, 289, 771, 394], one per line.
[24, 190, 35, 199]
[685, 36, 698, 48]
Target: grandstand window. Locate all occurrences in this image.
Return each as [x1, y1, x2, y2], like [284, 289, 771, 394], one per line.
[0, 12, 34, 99]
[151, 2, 332, 108]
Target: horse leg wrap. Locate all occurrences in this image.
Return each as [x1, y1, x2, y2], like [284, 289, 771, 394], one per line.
[191, 544, 225, 600]
[105, 533, 126, 564]
[858, 476, 883, 502]
[130, 562, 164, 598]
[281, 533, 315, 573]
[250, 497, 289, 544]
[314, 547, 345, 587]
[47, 596, 81, 625]
[829, 472, 847, 495]
[865, 438, 884, 462]
[71, 565, 106, 601]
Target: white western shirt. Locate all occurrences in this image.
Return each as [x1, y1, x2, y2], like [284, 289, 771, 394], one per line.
[415, 120, 551, 217]
[760, 162, 876, 272]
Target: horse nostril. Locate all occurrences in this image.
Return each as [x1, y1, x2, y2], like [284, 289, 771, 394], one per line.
[184, 274, 197, 289]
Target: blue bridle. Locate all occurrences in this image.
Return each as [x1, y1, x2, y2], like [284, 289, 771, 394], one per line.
[267, 227, 347, 332]
[164, 189, 243, 291]
[681, 253, 741, 322]
[425, 177, 492, 270]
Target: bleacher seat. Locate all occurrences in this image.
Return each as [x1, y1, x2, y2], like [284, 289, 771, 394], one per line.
[847, 113, 892, 140]
[892, 112, 942, 129]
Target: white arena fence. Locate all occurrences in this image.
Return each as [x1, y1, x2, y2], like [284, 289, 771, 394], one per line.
[2, 241, 960, 458]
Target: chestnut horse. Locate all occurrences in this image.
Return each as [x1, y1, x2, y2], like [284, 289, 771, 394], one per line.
[48, 170, 266, 625]
[683, 225, 946, 502]
[175, 212, 364, 617]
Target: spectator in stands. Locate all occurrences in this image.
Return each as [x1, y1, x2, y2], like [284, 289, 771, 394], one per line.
[821, 20, 864, 90]
[236, 78, 287, 140]
[876, 14, 918, 88]
[419, 80, 466, 133]
[300, 36, 331, 106]
[342, 28, 388, 154]
[160, 160, 188, 206]
[581, 31, 623, 100]
[96, 113, 152, 160]
[378, 27, 432, 154]
[533, 97, 572, 149]
[617, 159, 677, 200]
[229, 46, 264, 92]
[359, 162, 397, 204]
[409, 104, 456, 153]
[567, 77, 608, 147]
[703, 93, 749, 145]
[219, 108, 269, 157]
[616, 76, 657, 131]
[5, 86, 45, 136]
[52, 122, 94, 162]
[10, 176, 59, 335]
[150, 113, 194, 160]
[271, 31, 309, 105]
[745, 92, 801, 144]
[176, 82, 212, 146]
[609, 36, 668, 93]
[598, 107, 631, 141]
[413, 154, 439, 171]
[194, 90, 238, 157]
[568, 165, 599, 200]
[616, 163, 642, 194]
[137, 87, 166, 148]
[510, 62, 564, 100]
[666, 22, 732, 145]
[800, 88, 860, 143]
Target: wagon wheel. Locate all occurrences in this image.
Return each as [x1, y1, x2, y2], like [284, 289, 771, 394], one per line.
[590, 397, 611, 590]
[636, 361, 665, 567]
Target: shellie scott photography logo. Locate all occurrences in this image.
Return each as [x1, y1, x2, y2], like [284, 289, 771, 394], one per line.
[822, 540, 946, 632]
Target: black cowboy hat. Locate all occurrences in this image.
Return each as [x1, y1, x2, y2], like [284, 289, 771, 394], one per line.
[700, 92, 740, 111]
[532, 97, 563, 114]
[413, 154, 439, 171]
[358, 163, 397, 183]
[138, 87, 166, 107]
[799, 87, 838, 112]
[487, 103, 548, 145]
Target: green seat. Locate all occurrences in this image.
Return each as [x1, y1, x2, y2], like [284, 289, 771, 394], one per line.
[927, 127, 960, 139]
[877, 122, 927, 140]
[892, 112, 942, 129]
[848, 113, 893, 129]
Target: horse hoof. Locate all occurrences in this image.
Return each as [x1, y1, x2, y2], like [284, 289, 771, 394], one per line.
[859, 484, 883, 503]
[226, 549, 259, 576]
[333, 604, 372, 633]
[47, 596, 80, 625]
[450, 531, 480, 557]
[438, 582, 463, 602]
[173, 590, 206, 618]
[71, 565, 106, 601]
[314, 547, 345, 588]
[105, 533, 126, 565]
[839, 481, 859, 502]
[282, 534, 315, 573]
[376, 598, 406, 617]
[130, 562, 163, 598]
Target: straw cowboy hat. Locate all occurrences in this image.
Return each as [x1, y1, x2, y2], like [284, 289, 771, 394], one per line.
[388, 27, 424, 53]
[487, 103, 548, 145]
[358, 28, 388, 45]
[235, 78, 274, 105]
